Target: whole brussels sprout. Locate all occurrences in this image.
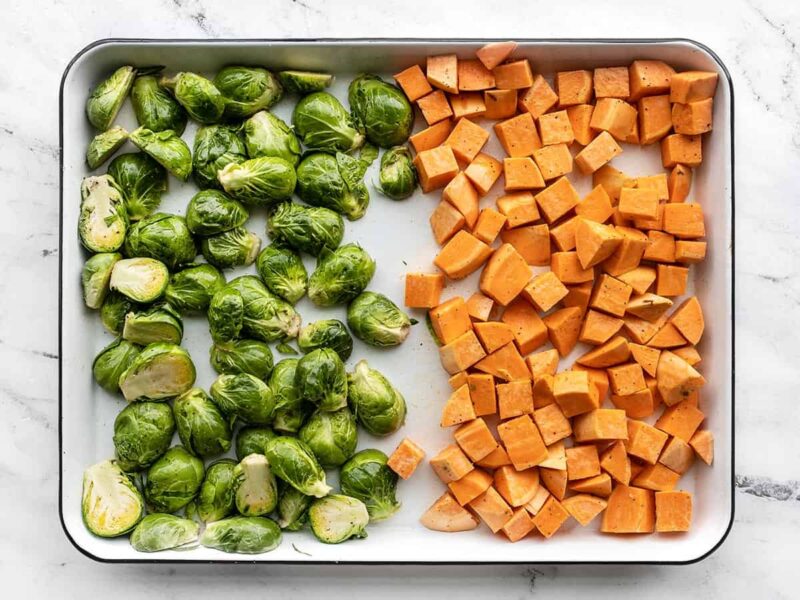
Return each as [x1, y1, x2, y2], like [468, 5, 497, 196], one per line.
[292, 92, 364, 153]
[347, 291, 412, 347]
[214, 66, 283, 119]
[340, 449, 400, 522]
[278, 486, 311, 531]
[173, 388, 232, 459]
[296, 152, 370, 220]
[255, 244, 308, 304]
[113, 401, 175, 471]
[308, 494, 369, 544]
[264, 436, 331, 498]
[86, 66, 135, 131]
[347, 359, 407, 436]
[299, 408, 358, 468]
[131, 75, 188, 134]
[145, 446, 205, 513]
[165, 263, 225, 313]
[228, 275, 301, 342]
[278, 70, 334, 95]
[124, 212, 197, 271]
[295, 348, 347, 412]
[200, 516, 281, 554]
[82, 252, 122, 309]
[191, 125, 248, 189]
[210, 339, 274, 380]
[110, 257, 169, 303]
[196, 459, 237, 522]
[86, 126, 128, 170]
[297, 319, 353, 361]
[200, 227, 262, 269]
[107, 152, 168, 221]
[118, 342, 196, 402]
[349, 74, 414, 148]
[267, 202, 344, 257]
[378, 146, 417, 200]
[217, 157, 296, 206]
[81, 460, 143, 537]
[130, 513, 199, 552]
[160, 72, 225, 124]
[268, 358, 306, 433]
[235, 426, 276, 460]
[100, 291, 141, 336]
[208, 287, 244, 343]
[123, 303, 183, 345]
[244, 111, 301, 166]
[307, 244, 376, 307]
[129, 127, 193, 181]
[233, 453, 279, 516]
[79, 175, 127, 253]
[93, 338, 140, 393]
[186, 189, 248, 236]
[210, 373, 275, 425]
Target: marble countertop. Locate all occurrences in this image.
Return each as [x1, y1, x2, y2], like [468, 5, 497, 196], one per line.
[1, 0, 797, 596]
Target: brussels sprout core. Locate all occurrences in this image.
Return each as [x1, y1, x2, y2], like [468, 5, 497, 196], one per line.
[309, 494, 369, 544]
[81, 460, 144, 538]
[118, 343, 196, 402]
[110, 257, 169, 303]
[233, 453, 279, 516]
[79, 175, 128, 253]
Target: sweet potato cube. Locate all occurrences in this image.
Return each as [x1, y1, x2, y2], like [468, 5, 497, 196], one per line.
[404, 272, 444, 309]
[474, 342, 531, 382]
[526, 349, 560, 382]
[590, 98, 638, 140]
[638, 94, 672, 144]
[630, 343, 661, 377]
[457, 59, 495, 91]
[550, 217, 580, 252]
[387, 437, 425, 480]
[476, 444, 512, 469]
[593, 164, 628, 204]
[594, 66, 630, 99]
[484, 89, 518, 119]
[569, 472, 613, 497]
[493, 59, 533, 90]
[455, 418, 498, 462]
[671, 71, 718, 103]
[495, 191, 539, 228]
[473, 321, 515, 353]
[562, 281, 593, 314]
[617, 265, 656, 294]
[479, 244, 531, 306]
[435, 230, 493, 280]
[533, 144, 573, 181]
[659, 436, 695, 475]
[518, 74, 558, 118]
[540, 467, 568, 500]
[689, 430, 714, 465]
[430, 444, 474, 483]
[629, 60, 675, 101]
[450, 92, 487, 121]
[497, 380, 534, 420]
[467, 373, 496, 416]
[501, 224, 551, 266]
[566, 445, 601, 481]
[601, 484, 655, 533]
[442, 173, 479, 228]
[410, 120, 453, 153]
[438, 329, 486, 374]
[553, 370, 599, 418]
[417, 90, 453, 125]
[566, 104, 596, 146]
[563, 494, 608, 526]
[501, 297, 548, 354]
[655, 490, 692, 532]
[502, 508, 537, 542]
[533, 402, 572, 446]
[618, 187, 659, 221]
[535, 176, 580, 223]
[448, 468, 493, 505]
[573, 364, 611, 400]
[466, 292, 494, 321]
[523, 271, 569, 312]
[427, 54, 458, 93]
[668, 163, 693, 203]
[420, 492, 480, 532]
[551, 252, 594, 285]
[575, 131, 623, 175]
[494, 113, 542, 157]
[539, 440, 567, 470]
[627, 419, 669, 464]
[577, 335, 630, 368]
[470, 486, 514, 533]
[661, 134, 702, 168]
[430, 296, 473, 344]
[643, 230, 676, 263]
[608, 363, 647, 396]
[672, 98, 713, 135]
[444, 119, 490, 164]
[655, 265, 689, 297]
[590, 274, 633, 317]
[473, 208, 507, 244]
[580, 310, 624, 345]
[556, 69, 593, 107]
[575, 219, 623, 269]
[393, 64, 433, 101]
[497, 415, 548, 470]
[633, 464, 681, 492]
[623, 314, 663, 345]
[612, 387, 656, 419]
[414, 145, 459, 192]
[539, 110, 575, 145]
[430, 201, 465, 246]
[495, 465, 541, 507]
[543, 306, 583, 357]
[441, 384, 477, 427]
[576, 185, 614, 223]
[675, 241, 706, 264]
[663, 203, 705, 239]
[573, 409, 628, 442]
[532, 374, 556, 408]
[449, 371, 468, 390]
[656, 400, 705, 442]
[504, 157, 546, 191]
[669, 297, 705, 346]
[476, 41, 518, 70]
[627, 293, 673, 322]
[533, 496, 571, 538]
[600, 440, 631, 485]
[672, 345, 702, 366]
[464, 152, 503, 195]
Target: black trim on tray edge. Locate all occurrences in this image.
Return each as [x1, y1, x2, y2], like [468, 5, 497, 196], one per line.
[58, 37, 735, 566]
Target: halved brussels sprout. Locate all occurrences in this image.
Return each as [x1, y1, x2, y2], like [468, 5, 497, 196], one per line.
[349, 74, 414, 148]
[123, 303, 183, 345]
[297, 319, 353, 361]
[131, 75, 188, 134]
[278, 486, 311, 531]
[173, 388, 232, 459]
[196, 459, 236, 522]
[308, 494, 369, 544]
[110, 257, 169, 303]
[307, 244, 376, 307]
[296, 152, 370, 220]
[214, 66, 282, 119]
[208, 286, 244, 343]
[79, 175, 128, 253]
[130, 513, 199, 552]
[233, 453, 279, 516]
[347, 359, 407, 436]
[82, 252, 122, 309]
[93, 338, 140, 393]
[235, 426, 276, 461]
[217, 157, 296, 206]
[267, 202, 344, 257]
[145, 446, 205, 513]
[256, 244, 308, 304]
[124, 212, 196, 270]
[227, 275, 301, 342]
[243, 111, 301, 166]
[86, 126, 128, 170]
[160, 72, 225, 124]
[268, 358, 306, 433]
[191, 125, 248, 190]
[200, 227, 262, 269]
[113, 401, 175, 471]
[210, 339, 274, 380]
[299, 407, 357, 468]
[118, 342, 196, 402]
[340, 449, 400, 522]
[292, 92, 364, 153]
[107, 152, 168, 221]
[295, 348, 347, 412]
[101, 291, 141, 336]
[347, 291, 412, 347]
[210, 373, 275, 425]
[86, 66, 135, 131]
[165, 264, 226, 313]
[278, 70, 333, 95]
[200, 516, 282, 554]
[185, 189, 249, 236]
[129, 127, 192, 181]
[264, 436, 331, 498]
[378, 146, 417, 200]
[81, 460, 144, 537]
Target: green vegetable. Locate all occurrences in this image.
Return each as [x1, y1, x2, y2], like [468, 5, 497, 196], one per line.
[349, 74, 414, 148]
[235, 426, 276, 460]
[200, 516, 281, 554]
[109, 257, 169, 303]
[86, 126, 128, 170]
[124, 212, 196, 271]
[296, 152, 370, 220]
[113, 401, 175, 471]
[118, 342, 196, 402]
[308, 494, 369, 544]
[227, 275, 302, 342]
[217, 157, 296, 206]
[268, 358, 306, 433]
[200, 227, 262, 269]
[264, 436, 331, 498]
[173, 388, 232, 459]
[185, 189, 249, 236]
[107, 153, 167, 222]
[347, 359, 407, 436]
[298, 407, 357, 468]
[160, 72, 226, 124]
[130, 514, 199, 552]
[82, 252, 122, 309]
[295, 348, 347, 412]
[347, 291, 412, 347]
[297, 319, 353, 361]
[79, 175, 128, 253]
[256, 244, 308, 304]
[233, 453, 278, 516]
[358, 142, 379, 166]
[277, 486, 311, 531]
[267, 202, 344, 257]
[81, 460, 144, 537]
[244, 111, 301, 166]
[129, 127, 193, 181]
[191, 125, 247, 189]
[307, 244, 376, 307]
[165, 264, 226, 313]
[210, 339, 274, 380]
[93, 338, 140, 393]
[100, 291, 141, 336]
[86, 66, 135, 131]
[144, 446, 205, 513]
[131, 75, 187, 134]
[293, 92, 364, 153]
[214, 66, 282, 119]
[278, 70, 333, 95]
[210, 373, 275, 425]
[340, 449, 400, 521]
[208, 287, 244, 343]
[122, 303, 183, 345]
[196, 459, 237, 522]
[378, 146, 417, 200]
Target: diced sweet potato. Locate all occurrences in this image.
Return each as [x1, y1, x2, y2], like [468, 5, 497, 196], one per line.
[414, 145, 459, 192]
[668, 163, 693, 203]
[630, 343, 661, 377]
[573, 409, 628, 442]
[449, 468, 493, 505]
[627, 293, 673, 322]
[479, 243, 531, 306]
[535, 176, 580, 223]
[387, 437, 425, 480]
[449, 371, 468, 390]
[553, 370, 599, 417]
[540, 109, 576, 145]
[590, 274, 633, 317]
[430, 296, 473, 344]
[590, 98, 638, 140]
[533, 144, 573, 181]
[429, 201, 465, 247]
[689, 430, 714, 465]
[421, 492, 480, 532]
[497, 415, 548, 470]
[494, 112, 542, 157]
[601, 484, 655, 533]
[501, 298, 548, 354]
[473, 208, 507, 244]
[663, 203, 705, 239]
[523, 271, 568, 312]
[504, 157, 546, 191]
[659, 436, 695, 475]
[540, 467, 568, 500]
[442, 173, 479, 228]
[633, 463, 681, 492]
[672, 98, 713, 135]
[580, 310, 624, 345]
[539, 440, 567, 470]
[469, 486, 514, 533]
[473, 321, 515, 354]
[626, 419, 669, 464]
[655, 490, 692, 532]
[608, 363, 647, 396]
[567, 104, 596, 146]
[556, 69, 593, 107]
[467, 373, 496, 416]
[457, 59, 495, 91]
[502, 508, 537, 542]
[600, 440, 631, 485]
[501, 224, 551, 265]
[618, 187, 659, 221]
[526, 349, 560, 382]
[655, 264, 689, 297]
[569, 472, 613, 497]
[476, 444, 512, 469]
[656, 350, 706, 406]
[464, 152, 503, 195]
[435, 230, 493, 280]
[497, 379, 534, 420]
[405, 272, 444, 309]
[572, 365, 610, 400]
[549, 216, 579, 253]
[441, 384, 477, 427]
[562, 281, 594, 314]
[563, 494, 608, 526]
[593, 164, 628, 204]
[417, 90, 453, 125]
[533, 496, 571, 538]
[533, 402, 572, 446]
[661, 134, 702, 168]
[594, 66, 630, 99]
[617, 265, 656, 294]
[430, 444, 474, 483]
[493, 59, 534, 90]
[672, 345, 702, 366]
[496, 191, 540, 227]
[675, 240, 706, 264]
[394, 64, 433, 102]
[669, 297, 705, 345]
[638, 94, 672, 144]
[427, 54, 458, 93]
[410, 120, 453, 153]
[444, 120, 490, 165]
[656, 400, 705, 442]
[532, 374, 556, 409]
[576, 185, 614, 223]
[438, 329, 487, 374]
[518, 74, 559, 118]
[577, 335, 630, 368]
[484, 89, 518, 120]
[543, 306, 583, 357]
[575, 131, 623, 175]
[466, 292, 494, 321]
[643, 230, 676, 263]
[476, 41, 518, 70]
[551, 252, 594, 285]
[602, 226, 648, 276]
[575, 218, 623, 269]
[629, 60, 675, 101]
[495, 465, 541, 507]
[566, 445, 601, 481]
[671, 71, 718, 103]
[623, 314, 663, 345]
[455, 418, 498, 462]
[474, 342, 531, 382]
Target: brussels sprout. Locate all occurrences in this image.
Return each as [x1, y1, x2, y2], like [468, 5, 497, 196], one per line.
[81, 460, 144, 537]
[191, 125, 248, 189]
[210, 373, 275, 425]
[299, 408, 357, 468]
[145, 446, 205, 513]
[308, 494, 369, 544]
[200, 516, 281, 554]
[296, 152, 370, 220]
[160, 72, 225, 124]
[278, 70, 334, 95]
[208, 286, 243, 343]
[255, 244, 308, 304]
[267, 202, 344, 257]
[378, 146, 417, 200]
[278, 486, 311, 531]
[165, 264, 226, 313]
[86, 126, 128, 170]
[86, 66, 135, 131]
[235, 426, 276, 460]
[228, 275, 302, 342]
[131, 75, 188, 134]
[295, 348, 347, 412]
[196, 459, 237, 522]
[347, 359, 407, 436]
[293, 92, 364, 153]
[297, 319, 353, 361]
[233, 453, 279, 516]
[113, 401, 175, 471]
[264, 436, 331, 497]
[109, 257, 169, 303]
[340, 449, 400, 522]
[307, 244, 376, 307]
[124, 212, 197, 270]
[243, 111, 301, 166]
[217, 157, 296, 206]
[79, 175, 128, 253]
[185, 189, 248, 236]
[200, 227, 261, 270]
[107, 152, 168, 221]
[214, 66, 283, 119]
[129, 127, 192, 181]
[173, 388, 232, 459]
[100, 291, 140, 335]
[347, 291, 412, 347]
[130, 513, 199, 552]
[349, 74, 414, 148]
[93, 338, 140, 393]
[268, 358, 306, 433]
[82, 252, 122, 309]
[123, 303, 183, 345]
[118, 342, 196, 402]
[210, 339, 274, 380]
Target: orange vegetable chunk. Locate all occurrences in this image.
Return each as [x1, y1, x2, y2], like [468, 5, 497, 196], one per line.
[410, 120, 453, 153]
[430, 444, 474, 483]
[563, 494, 608, 526]
[484, 89, 518, 119]
[494, 113, 542, 157]
[476, 41, 518, 70]
[473, 208, 507, 244]
[429, 296, 472, 344]
[638, 94, 672, 144]
[427, 54, 458, 93]
[438, 329, 486, 374]
[526, 349, 560, 381]
[467, 373, 496, 416]
[523, 271, 569, 312]
[594, 66, 630, 99]
[473, 321, 515, 354]
[600, 440, 631, 484]
[466, 292, 494, 321]
[655, 400, 705, 442]
[448, 468, 493, 505]
[518, 74, 559, 118]
[533, 143, 573, 181]
[495, 465, 541, 507]
[393, 64, 433, 101]
[479, 243, 532, 306]
[434, 230, 493, 280]
[633, 463, 681, 492]
[573, 409, 628, 442]
[553, 370, 599, 418]
[543, 306, 583, 357]
[497, 379, 534, 420]
[387, 437, 425, 480]
[567, 104, 596, 146]
[601, 484, 655, 533]
[575, 131, 623, 175]
[655, 490, 692, 532]
[464, 152, 503, 195]
[539, 109, 575, 145]
[533, 496, 571, 538]
[627, 419, 669, 464]
[533, 403, 572, 446]
[501, 223, 551, 266]
[474, 342, 531, 382]
[689, 430, 714, 465]
[442, 172, 480, 228]
[501, 297, 549, 354]
[420, 492, 480, 532]
[497, 415, 548, 470]
[629, 60, 675, 101]
[441, 384, 477, 427]
[661, 134, 702, 168]
[496, 191, 540, 227]
[417, 90, 453, 125]
[457, 59, 496, 91]
[535, 176, 580, 223]
[556, 69, 593, 107]
[566, 445, 601, 481]
[469, 486, 514, 533]
[429, 200, 465, 245]
[502, 508, 536, 542]
[504, 157, 546, 191]
[404, 272, 444, 309]
[414, 145, 459, 193]
[670, 71, 718, 103]
[454, 418, 498, 462]
[493, 59, 534, 90]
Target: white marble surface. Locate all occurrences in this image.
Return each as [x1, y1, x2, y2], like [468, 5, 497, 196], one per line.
[0, 0, 797, 596]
